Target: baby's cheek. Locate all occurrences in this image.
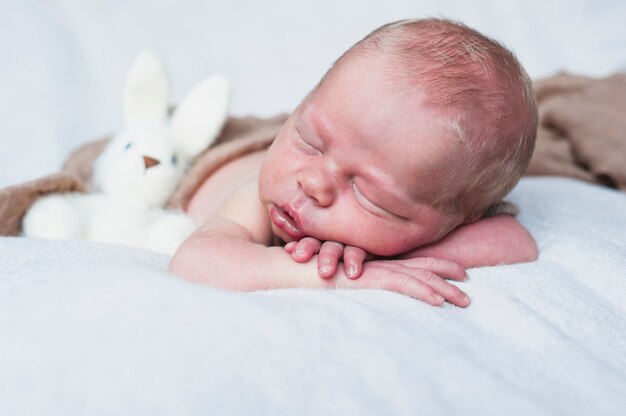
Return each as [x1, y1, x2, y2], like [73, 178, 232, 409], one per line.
[358, 224, 429, 257]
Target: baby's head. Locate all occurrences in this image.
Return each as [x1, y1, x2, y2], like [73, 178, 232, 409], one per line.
[259, 18, 537, 256]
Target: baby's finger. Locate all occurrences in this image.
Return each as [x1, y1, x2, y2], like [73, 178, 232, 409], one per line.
[318, 241, 344, 279]
[411, 269, 471, 307]
[291, 237, 322, 262]
[284, 241, 297, 253]
[397, 257, 467, 282]
[343, 246, 367, 279]
[375, 272, 446, 306]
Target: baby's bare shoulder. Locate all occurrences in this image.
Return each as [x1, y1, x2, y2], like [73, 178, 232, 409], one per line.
[186, 149, 267, 224]
[213, 175, 273, 245]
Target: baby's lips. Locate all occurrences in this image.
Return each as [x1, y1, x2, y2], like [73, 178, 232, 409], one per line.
[270, 205, 305, 239]
[282, 204, 304, 232]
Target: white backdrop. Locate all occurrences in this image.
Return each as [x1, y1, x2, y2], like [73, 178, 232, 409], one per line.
[1, 0, 626, 189]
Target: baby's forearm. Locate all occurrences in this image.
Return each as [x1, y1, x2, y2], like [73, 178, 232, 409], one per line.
[399, 215, 538, 269]
[168, 218, 472, 306]
[169, 234, 329, 291]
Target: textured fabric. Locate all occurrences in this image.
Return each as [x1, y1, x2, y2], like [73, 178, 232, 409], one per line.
[527, 72, 626, 191]
[1, 177, 625, 416]
[0, 172, 85, 236]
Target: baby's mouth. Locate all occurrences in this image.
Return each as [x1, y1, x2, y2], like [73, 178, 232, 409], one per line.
[269, 205, 304, 239]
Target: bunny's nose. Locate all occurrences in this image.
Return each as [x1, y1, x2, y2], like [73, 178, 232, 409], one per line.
[143, 156, 160, 169]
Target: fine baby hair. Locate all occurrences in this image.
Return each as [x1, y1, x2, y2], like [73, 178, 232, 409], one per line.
[22, 50, 229, 255]
[329, 18, 537, 224]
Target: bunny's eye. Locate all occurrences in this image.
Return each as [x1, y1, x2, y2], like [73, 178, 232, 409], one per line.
[171, 154, 177, 165]
[125, 143, 132, 150]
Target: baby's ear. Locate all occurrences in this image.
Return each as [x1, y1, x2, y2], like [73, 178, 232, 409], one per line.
[170, 75, 229, 162]
[123, 49, 169, 124]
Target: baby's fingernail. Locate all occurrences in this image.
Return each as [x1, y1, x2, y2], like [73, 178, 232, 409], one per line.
[294, 247, 305, 256]
[320, 259, 331, 274]
[461, 293, 471, 304]
[347, 264, 356, 278]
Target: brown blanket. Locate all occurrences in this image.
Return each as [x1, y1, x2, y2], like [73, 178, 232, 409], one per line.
[4, 72, 624, 237]
[526, 72, 626, 191]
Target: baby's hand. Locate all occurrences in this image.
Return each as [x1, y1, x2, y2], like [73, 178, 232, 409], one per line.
[332, 257, 470, 307]
[284, 237, 369, 279]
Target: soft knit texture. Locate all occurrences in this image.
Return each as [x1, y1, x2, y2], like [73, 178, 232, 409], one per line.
[1, 177, 625, 415]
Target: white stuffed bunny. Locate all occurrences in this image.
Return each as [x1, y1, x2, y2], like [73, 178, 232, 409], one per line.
[22, 50, 229, 255]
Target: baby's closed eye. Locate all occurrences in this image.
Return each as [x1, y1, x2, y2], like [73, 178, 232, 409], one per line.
[294, 128, 322, 156]
[352, 180, 392, 217]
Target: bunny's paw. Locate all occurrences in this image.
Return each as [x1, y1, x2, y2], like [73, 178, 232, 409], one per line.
[22, 193, 83, 239]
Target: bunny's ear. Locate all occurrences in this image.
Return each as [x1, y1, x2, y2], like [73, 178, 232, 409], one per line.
[124, 50, 169, 124]
[170, 75, 230, 162]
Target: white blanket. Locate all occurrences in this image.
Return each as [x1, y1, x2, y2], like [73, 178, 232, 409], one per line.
[1, 177, 625, 415]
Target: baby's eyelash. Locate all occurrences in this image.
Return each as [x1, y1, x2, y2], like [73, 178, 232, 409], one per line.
[294, 131, 321, 155]
[352, 181, 388, 217]
[352, 181, 408, 220]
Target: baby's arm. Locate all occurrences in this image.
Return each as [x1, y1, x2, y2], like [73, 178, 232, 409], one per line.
[170, 220, 468, 306]
[398, 215, 538, 268]
[284, 215, 536, 277]
[169, 180, 318, 291]
[168, 179, 470, 306]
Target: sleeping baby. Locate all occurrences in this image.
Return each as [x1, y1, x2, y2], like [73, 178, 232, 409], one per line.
[168, 18, 539, 307]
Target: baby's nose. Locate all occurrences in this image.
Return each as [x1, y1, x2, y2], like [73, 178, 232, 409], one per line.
[297, 166, 335, 207]
[143, 156, 160, 169]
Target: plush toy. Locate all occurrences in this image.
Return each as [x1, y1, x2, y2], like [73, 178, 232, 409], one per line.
[22, 50, 229, 255]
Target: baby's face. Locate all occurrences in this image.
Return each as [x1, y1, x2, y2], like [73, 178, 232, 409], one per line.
[259, 57, 463, 256]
